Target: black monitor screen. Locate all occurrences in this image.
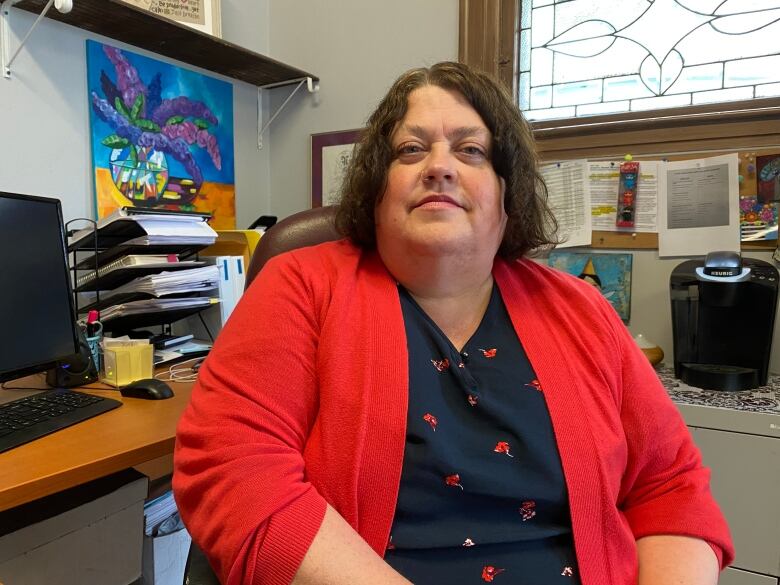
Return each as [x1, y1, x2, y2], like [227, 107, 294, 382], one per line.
[0, 192, 79, 382]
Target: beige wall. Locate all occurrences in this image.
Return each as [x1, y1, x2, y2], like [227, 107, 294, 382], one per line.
[264, 0, 459, 219]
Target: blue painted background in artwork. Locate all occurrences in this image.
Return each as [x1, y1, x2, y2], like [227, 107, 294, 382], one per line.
[86, 40, 234, 185]
[547, 251, 633, 321]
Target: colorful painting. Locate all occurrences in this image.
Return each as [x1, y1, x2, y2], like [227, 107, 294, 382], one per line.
[86, 40, 235, 229]
[548, 251, 633, 321]
[739, 196, 778, 241]
[756, 153, 780, 204]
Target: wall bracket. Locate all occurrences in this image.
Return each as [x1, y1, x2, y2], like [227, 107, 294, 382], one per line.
[1, 0, 72, 79]
[257, 76, 319, 149]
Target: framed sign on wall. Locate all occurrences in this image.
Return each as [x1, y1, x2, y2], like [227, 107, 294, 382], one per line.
[311, 129, 362, 208]
[124, 0, 222, 38]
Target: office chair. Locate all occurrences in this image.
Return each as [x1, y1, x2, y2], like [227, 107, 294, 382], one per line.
[245, 205, 341, 289]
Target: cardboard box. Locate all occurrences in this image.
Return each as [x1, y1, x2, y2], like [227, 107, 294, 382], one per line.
[142, 526, 191, 585]
[0, 469, 148, 585]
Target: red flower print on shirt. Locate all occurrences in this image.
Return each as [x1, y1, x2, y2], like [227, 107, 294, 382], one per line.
[423, 413, 438, 431]
[386, 535, 395, 550]
[561, 566, 574, 577]
[463, 538, 475, 547]
[479, 348, 497, 358]
[467, 394, 478, 406]
[481, 566, 505, 582]
[519, 500, 536, 521]
[431, 358, 450, 372]
[525, 379, 542, 391]
[445, 474, 464, 490]
[494, 441, 514, 457]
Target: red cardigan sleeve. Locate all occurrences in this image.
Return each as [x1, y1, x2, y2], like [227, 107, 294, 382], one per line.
[608, 306, 735, 569]
[173, 253, 328, 585]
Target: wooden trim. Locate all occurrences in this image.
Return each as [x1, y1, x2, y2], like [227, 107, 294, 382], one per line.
[458, 0, 516, 94]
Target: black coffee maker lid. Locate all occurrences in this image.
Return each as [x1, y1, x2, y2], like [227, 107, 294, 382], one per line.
[697, 251, 750, 282]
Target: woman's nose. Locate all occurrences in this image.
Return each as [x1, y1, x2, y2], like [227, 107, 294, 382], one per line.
[422, 145, 457, 184]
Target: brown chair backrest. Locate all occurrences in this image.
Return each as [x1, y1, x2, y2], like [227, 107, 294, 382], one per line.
[245, 206, 341, 289]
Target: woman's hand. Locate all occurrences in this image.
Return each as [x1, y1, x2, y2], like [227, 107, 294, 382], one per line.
[637, 535, 719, 585]
[292, 505, 413, 585]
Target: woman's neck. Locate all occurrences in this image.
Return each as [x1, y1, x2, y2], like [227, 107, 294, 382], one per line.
[382, 249, 496, 350]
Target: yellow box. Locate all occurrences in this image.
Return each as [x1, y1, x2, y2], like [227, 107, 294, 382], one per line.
[199, 229, 262, 269]
[100, 342, 154, 387]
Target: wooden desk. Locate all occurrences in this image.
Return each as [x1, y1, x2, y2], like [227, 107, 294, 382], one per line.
[0, 377, 193, 512]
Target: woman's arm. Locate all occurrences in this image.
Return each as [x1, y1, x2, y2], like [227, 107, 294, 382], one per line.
[637, 535, 718, 585]
[292, 505, 412, 585]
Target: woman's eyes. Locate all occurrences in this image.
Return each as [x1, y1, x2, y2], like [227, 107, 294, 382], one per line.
[395, 143, 487, 158]
[460, 145, 486, 157]
[397, 144, 424, 155]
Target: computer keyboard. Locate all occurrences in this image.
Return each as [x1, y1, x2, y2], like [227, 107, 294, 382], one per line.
[0, 389, 122, 454]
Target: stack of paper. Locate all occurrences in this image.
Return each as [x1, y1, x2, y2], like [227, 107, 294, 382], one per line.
[68, 207, 217, 250]
[144, 490, 178, 536]
[102, 265, 219, 298]
[101, 297, 219, 322]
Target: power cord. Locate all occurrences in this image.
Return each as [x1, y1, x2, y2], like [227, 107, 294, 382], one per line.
[155, 356, 206, 383]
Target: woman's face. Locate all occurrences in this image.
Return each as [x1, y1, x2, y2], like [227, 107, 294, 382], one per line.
[374, 85, 507, 259]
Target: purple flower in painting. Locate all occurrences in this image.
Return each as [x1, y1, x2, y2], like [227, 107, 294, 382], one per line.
[103, 46, 147, 116]
[740, 198, 755, 213]
[162, 121, 221, 170]
[91, 45, 223, 189]
[91, 92, 142, 144]
[150, 97, 218, 127]
[760, 206, 776, 223]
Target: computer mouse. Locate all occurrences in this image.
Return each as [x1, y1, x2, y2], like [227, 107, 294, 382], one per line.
[120, 378, 174, 400]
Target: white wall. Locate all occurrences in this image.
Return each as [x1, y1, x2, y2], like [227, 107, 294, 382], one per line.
[264, 0, 459, 219]
[0, 0, 271, 228]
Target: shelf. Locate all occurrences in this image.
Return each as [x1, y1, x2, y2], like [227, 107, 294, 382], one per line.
[11, 0, 318, 88]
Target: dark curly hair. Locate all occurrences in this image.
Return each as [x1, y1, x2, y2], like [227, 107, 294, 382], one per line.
[334, 61, 559, 259]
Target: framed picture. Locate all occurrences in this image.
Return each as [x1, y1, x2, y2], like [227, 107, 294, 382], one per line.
[87, 41, 236, 228]
[548, 251, 633, 321]
[124, 0, 222, 38]
[311, 129, 362, 207]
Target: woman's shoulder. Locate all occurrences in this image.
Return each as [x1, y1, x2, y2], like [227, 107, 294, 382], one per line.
[265, 238, 361, 274]
[497, 256, 622, 330]
[504, 257, 607, 299]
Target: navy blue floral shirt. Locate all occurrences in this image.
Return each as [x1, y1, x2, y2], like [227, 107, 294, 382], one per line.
[384, 284, 581, 584]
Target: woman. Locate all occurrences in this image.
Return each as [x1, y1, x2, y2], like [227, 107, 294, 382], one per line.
[173, 62, 733, 585]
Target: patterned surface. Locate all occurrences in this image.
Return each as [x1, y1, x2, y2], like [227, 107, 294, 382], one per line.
[656, 364, 780, 415]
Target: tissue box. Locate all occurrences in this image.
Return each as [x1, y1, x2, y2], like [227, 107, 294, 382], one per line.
[142, 527, 191, 585]
[0, 469, 147, 585]
[100, 341, 154, 386]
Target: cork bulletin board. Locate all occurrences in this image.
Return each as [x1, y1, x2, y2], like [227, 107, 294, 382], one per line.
[571, 149, 780, 251]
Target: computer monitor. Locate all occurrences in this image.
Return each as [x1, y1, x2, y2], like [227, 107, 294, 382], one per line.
[0, 192, 79, 383]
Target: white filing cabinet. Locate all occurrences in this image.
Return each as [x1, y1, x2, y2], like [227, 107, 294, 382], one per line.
[660, 367, 780, 585]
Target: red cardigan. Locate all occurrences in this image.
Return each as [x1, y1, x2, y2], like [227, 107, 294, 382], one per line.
[173, 240, 733, 585]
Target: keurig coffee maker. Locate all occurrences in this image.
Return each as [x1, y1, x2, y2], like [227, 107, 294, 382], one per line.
[670, 251, 779, 391]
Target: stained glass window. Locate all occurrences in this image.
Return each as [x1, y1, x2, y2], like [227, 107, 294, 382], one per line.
[518, 0, 780, 121]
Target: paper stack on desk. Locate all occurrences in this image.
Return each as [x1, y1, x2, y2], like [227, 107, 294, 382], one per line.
[100, 297, 219, 322]
[102, 265, 219, 297]
[69, 207, 217, 250]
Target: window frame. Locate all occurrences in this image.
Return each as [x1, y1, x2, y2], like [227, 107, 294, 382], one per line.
[459, 0, 780, 160]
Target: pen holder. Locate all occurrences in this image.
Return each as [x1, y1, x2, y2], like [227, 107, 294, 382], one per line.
[100, 342, 154, 387]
